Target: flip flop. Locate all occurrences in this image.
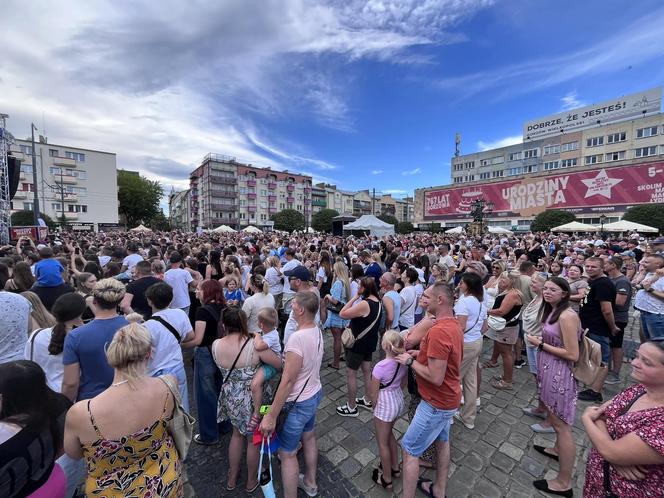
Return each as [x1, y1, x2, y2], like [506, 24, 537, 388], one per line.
[245, 482, 259, 493]
[417, 478, 445, 498]
[327, 362, 340, 370]
[481, 360, 499, 368]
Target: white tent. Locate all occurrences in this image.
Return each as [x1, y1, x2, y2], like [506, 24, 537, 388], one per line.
[243, 225, 262, 234]
[343, 214, 395, 236]
[212, 225, 236, 233]
[602, 220, 658, 233]
[444, 226, 464, 234]
[305, 227, 315, 233]
[130, 224, 152, 232]
[488, 226, 513, 234]
[551, 221, 599, 232]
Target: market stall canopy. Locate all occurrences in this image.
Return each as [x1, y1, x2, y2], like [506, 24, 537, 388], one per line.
[343, 214, 394, 236]
[243, 225, 262, 234]
[129, 224, 152, 232]
[212, 225, 236, 233]
[551, 221, 599, 232]
[602, 220, 658, 233]
[488, 226, 513, 234]
[444, 226, 464, 234]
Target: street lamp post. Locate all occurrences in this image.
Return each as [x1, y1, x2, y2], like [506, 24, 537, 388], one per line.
[599, 214, 607, 241]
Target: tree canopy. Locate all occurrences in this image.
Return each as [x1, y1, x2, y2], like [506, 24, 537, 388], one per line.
[11, 210, 57, 229]
[271, 209, 305, 232]
[396, 221, 414, 234]
[117, 170, 163, 228]
[623, 203, 664, 234]
[530, 209, 576, 232]
[377, 214, 399, 227]
[311, 209, 339, 232]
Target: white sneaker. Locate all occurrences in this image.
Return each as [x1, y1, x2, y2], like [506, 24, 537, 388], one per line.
[476, 398, 481, 407]
[298, 473, 318, 497]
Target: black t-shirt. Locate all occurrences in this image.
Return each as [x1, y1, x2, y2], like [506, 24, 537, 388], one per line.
[527, 246, 546, 263]
[350, 299, 381, 354]
[195, 303, 225, 347]
[31, 283, 75, 311]
[579, 276, 616, 337]
[126, 276, 162, 318]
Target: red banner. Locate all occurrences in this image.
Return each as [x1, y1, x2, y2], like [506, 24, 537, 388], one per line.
[10, 226, 49, 242]
[423, 161, 664, 220]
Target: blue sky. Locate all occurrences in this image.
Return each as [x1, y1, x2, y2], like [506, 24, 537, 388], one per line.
[1, 0, 664, 205]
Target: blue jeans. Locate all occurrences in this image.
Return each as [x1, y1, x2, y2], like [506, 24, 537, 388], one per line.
[56, 454, 86, 498]
[641, 311, 664, 340]
[278, 388, 323, 453]
[154, 364, 190, 412]
[401, 400, 456, 457]
[194, 346, 222, 443]
[588, 333, 610, 364]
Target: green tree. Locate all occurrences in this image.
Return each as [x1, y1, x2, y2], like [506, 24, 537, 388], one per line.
[623, 203, 664, 234]
[397, 221, 414, 234]
[271, 209, 305, 232]
[311, 209, 339, 232]
[11, 210, 57, 229]
[530, 209, 576, 232]
[378, 214, 399, 227]
[149, 211, 171, 231]
[117, 170, 163, 228]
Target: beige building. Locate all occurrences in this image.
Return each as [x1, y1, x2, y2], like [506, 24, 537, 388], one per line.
[168, 189, 191, 229]
[10, 137, 118, 226]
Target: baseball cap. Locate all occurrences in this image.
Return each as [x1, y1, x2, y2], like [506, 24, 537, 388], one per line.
[284, 265, 313, 281]
[620, 250, 635, 258]
[652, 236, 664, 245]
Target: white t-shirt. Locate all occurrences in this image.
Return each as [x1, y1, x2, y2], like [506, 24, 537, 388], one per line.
[262, 329, 282, 357]
[282, 259, 300, 294]
[265, 267, 283, 294]
[350, 280, 360, 300]
[122, 253, 144, 272]
[316, 267, 328, 285]
[399, 286, 417, 328]
[285, 326, 323, 402]
[144, 308, 193, 375]
[454, 294, 486, 343]
[242, 292, 276, 334]
[164, 268, 194, 309]
[98, 255, 112, 268]
[414, 282, 424, 315]
[24, 327, 62, 392]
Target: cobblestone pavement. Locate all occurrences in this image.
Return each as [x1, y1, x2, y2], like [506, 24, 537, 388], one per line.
[184, 312, 643, 497]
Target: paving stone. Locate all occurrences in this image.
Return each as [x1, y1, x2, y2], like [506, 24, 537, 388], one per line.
[521, 455, 546, 477]
[354, 448, 376, 467]
[484, 465, 510, 487]
[491, 451, 517, 473]
[461, 452, 485, 472]
[484, 403, 503, 415]
[329, 425, 350, 442]
[340, 435, 365, 454]
[338, 457, 362, 478]
[327, 446, 349, 465]
[482, 430, 506, 448]
[499, 441, 525, 461]
[318, 434, 335, 452]
[507, 431, 531, 449]
[471, 478, 503, 498]
[487, 421, 510, 438]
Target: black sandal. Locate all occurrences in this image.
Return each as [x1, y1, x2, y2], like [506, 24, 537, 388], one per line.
[372, 469, 392, 489]
[378, 462, 401, 478]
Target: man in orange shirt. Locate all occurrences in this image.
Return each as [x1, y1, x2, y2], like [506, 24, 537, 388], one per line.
[396, 283, 463, 498]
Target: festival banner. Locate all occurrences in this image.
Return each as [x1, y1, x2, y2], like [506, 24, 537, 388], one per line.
[423, 161, 664, 220]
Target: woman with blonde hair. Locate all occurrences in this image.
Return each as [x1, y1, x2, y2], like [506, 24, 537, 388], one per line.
[242, 273, 275, 333]
[323, 261, 351, 369]
[484, 261, 506, 310]
[63, 323, 183, 497]
[21, 290, 57, 332]
[483, 271, 523, 390]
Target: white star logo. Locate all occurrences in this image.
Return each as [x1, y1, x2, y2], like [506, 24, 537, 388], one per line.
[581, 169, 623, 199]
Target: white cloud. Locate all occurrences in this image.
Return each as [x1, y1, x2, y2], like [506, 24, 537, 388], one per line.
[402, 167, 421, 176]
[382, 189, 409, 196]
[477, 135, 522, 151]
[371, 169, 383, 175]
[559, 91, 587, 111]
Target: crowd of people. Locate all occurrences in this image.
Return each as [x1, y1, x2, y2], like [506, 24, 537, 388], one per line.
[1, 228, 663, 498]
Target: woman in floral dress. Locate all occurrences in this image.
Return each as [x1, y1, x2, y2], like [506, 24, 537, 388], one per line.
[212, 307, 281, 492]
[526, 277, 580, 497]
[582, 339, 664, 497]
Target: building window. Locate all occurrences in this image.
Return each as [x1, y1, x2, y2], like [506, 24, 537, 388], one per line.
[607, 132, 626, 143]
[23, 202, 33, 210]
[561, 141, 578, 152]
[525, 165, 538, 173]
[523, 148, 538, 159]
[77, 171, 86, 180]
[64, 151, 85, 162]
[20, 145, 33, 155]
[543, 145, 560, 155]
[20, 164, 33, 174]
[508, 152, 522, 161]
[606, 151, 626, 161]
[453, 177, 463, 183]
[636, 126, 658, 138]
[560, 158, 577, 168]
[479, 172, 491, 180]
[634, 146, 658, 158]
[585, 154, 603, 165]
[544, 161, 560, 170]
[492, 170, 504, 178]
[21, 182, 35, 192]
[490, 156, 504, 165]
[453, 163, 462, 171]
[508, 167, 523, 176]
[586, 136, 604, 147]
[51, 203, 61, 210]
[49, 149, 59, 157]
[480, 159, 489, 167]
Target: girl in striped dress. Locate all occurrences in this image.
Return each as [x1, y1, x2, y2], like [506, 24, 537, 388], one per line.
[369, 330, 407, 489]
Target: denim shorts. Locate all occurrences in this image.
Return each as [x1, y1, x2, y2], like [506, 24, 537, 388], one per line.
[640, 311, 664, 340]
[401, 399, 456, 457]
[588, 333, 610, 364]
[526, 344, 538, 375]
[278, 388, 323, 453]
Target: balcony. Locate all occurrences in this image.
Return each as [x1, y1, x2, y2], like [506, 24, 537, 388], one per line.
[268, 207, 277, 214]
[247, 193, 257, 200]
[13, 190, 27, 199]
[267, 195, 276, 202]
[312, 199, 326, 207]
[210, 176, 235, 185]
[211, 190, 236, 198]
[53, 156, 76, 167]
[56, 175, 78, 184]
[64, 212, 78, 220]
[64, 194, 78, 202]
[247, 179, 256, 187]
[248, 206, 257, 212]
[210, 203, 236, 211]
[304, 188, 311, 194]
[287, 184, 294, 193]
[267, 182, 277, 190]
[287, 197, 294, 203]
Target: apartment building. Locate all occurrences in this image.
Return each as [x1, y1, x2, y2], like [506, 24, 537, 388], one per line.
[378, 194, 415, 223]
[189, 154, 313, 230]
[10, 137, 118, 226]
[415, 88, 664, 230]
[168, 189, 191, 229]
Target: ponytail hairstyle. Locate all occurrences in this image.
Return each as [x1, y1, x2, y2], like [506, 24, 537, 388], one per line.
[48, 293, 87, 355]
[382, 330, 406, 356]
[251, 273, 269, 295]
[105, 323, 152, 382]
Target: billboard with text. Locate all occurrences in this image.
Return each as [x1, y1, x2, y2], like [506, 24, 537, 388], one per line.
[423, 161, 664, 220]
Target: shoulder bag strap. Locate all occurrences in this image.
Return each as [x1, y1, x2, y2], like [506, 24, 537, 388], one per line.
[149, 316, 181, 342]
[379, 363, 401, 390]
[283, 329, 322, 404]
[29, 328, 45, 361]
[603, 390, 646, 495]
[355, 303, 382, 343]
[222, 337, 251, 384]
[463, 304, 482, 334]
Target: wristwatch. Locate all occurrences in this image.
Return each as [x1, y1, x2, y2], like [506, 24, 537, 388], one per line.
[406, 357, 414, 366]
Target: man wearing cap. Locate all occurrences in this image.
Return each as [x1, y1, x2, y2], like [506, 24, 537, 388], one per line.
[281, 248, 300, 314]
[283, 265, 320, 346]
[652, 236, 664, 256]
[633, 254, 664, 340]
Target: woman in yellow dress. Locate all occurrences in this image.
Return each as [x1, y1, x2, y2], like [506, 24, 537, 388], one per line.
[64, 323, 183, 497]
